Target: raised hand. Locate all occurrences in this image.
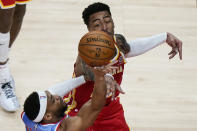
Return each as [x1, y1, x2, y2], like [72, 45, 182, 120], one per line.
[105, 74, 125, 101]
[166, 32, 183, 60]
[90, 60, 118, 78]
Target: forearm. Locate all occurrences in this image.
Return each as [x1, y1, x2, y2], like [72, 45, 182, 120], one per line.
[91, 75, 106, 110]
[126, 32, 167, 58]
[47, 76, 85, 97]
[75, 55, 94, 81]
[75, 75, 106, 130]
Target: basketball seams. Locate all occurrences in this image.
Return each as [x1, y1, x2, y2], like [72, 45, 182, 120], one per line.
[78, 48, 114, 60]
[81, 31, 112, 40]
[78, 46, 115, 59]
[78, 31, 116, 66]
[79, 43, 115, 50]
[82, 33, 111, 40]
[80, 32, 114, 46]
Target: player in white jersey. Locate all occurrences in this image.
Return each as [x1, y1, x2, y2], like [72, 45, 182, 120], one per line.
[22, 62, 119, 131]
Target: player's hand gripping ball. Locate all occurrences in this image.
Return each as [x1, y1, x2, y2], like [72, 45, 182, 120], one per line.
[78, 31, 116, 67]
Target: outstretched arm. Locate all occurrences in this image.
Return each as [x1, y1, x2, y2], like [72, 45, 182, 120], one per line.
[47, 76, 85, 97]
[115, 33, 182, 60]
[125, 33, 167, 57]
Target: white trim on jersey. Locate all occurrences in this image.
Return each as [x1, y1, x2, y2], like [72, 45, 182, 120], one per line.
[110, 44, 119, 62]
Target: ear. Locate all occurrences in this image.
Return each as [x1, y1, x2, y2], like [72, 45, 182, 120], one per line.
[43, 112, 53, 121]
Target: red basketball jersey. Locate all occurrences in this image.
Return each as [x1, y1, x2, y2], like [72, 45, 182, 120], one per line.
[0, 0, 31, 9]
[64, 40, 127, 116]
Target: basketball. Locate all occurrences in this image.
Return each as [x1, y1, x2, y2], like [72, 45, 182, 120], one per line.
[78, 31, 116, 67]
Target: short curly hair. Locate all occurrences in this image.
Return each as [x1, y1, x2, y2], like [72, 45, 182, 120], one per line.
[82, 2, 111, 26]
[24, 92, 40, 120]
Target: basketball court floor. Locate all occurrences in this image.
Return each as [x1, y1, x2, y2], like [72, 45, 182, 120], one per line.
[0, 0, 197, 130]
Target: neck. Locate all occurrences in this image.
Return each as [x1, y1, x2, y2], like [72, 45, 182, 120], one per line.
[42, 116, 63, 124]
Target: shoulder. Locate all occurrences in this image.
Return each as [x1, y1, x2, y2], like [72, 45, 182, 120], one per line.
[115, 34, 127, 42]
[115, 34, 130, 54]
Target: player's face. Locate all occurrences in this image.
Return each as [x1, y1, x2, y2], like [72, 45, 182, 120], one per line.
[88, 11, 115, 38]
[46, 92, 67, 117]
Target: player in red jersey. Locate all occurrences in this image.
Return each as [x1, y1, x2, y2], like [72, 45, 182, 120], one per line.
[64, 2, 183, 131]
[0, 0, 31, 112]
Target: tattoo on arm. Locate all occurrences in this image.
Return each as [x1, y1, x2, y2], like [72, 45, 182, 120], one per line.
[115, 34, 130, 54]
[80, 58, 95, 81]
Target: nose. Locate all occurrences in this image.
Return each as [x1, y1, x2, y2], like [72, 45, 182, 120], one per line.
[101, 23, 107, 32]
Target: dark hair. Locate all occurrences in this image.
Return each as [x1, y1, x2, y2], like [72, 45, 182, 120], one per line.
[24, 92, 40, 120]
[82, 2, 111, 26]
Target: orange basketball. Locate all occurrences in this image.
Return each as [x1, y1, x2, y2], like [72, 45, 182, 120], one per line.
[78, 31, 116, 67]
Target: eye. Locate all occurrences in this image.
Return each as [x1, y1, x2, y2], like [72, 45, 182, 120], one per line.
[104, 18, 112, 23]
[94, 24, 100, 27]
[105, 20, 111, 23]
